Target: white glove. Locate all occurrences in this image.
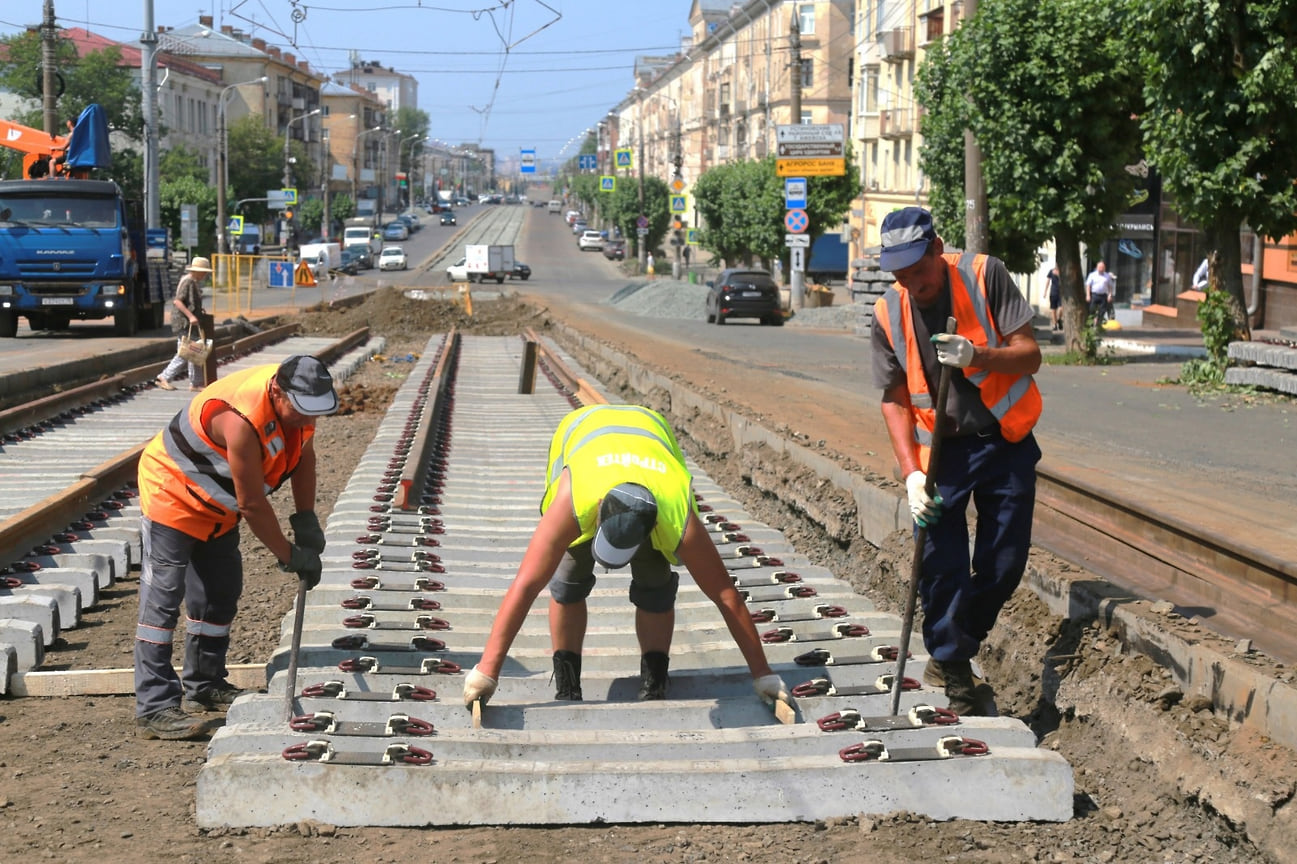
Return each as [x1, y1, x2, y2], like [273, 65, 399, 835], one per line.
[462, 666, 498, 708]
[931, 333, 975, 368]
[753, 673, 789, 706]
[905, 470, 942, 527]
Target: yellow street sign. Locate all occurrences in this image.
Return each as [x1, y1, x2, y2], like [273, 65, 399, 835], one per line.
[670, 177, 685, 193]
[776, 158, 845, 177]
[294, 260, 316, 287]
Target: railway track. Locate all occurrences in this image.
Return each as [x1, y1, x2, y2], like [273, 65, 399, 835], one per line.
[0, 299, 1290, 826]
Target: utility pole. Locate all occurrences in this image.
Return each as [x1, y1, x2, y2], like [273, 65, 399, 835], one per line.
[963, 0, 988, 253]
[140, 0, 160, 229]
[671, 110, 683, 280]
[789, 14, 805, 309]
[40, 0, 57, 134]
[637, 88, 646, 272]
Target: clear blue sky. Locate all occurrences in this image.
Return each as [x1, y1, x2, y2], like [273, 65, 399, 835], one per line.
[0, 0, 690, 160]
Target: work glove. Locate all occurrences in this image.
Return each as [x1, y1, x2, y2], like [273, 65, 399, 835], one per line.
[931, 333, 975, 368]
[289, 510, 326, 554]
[279, 543, 322, 590]
[463, 666, 498, 708]
[905, 470, 942, 527]
[753, 673, 789, 707]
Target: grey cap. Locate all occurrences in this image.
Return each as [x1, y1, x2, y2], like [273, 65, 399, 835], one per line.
[592, 482, 658, 569]
[275, 355, 338, 416]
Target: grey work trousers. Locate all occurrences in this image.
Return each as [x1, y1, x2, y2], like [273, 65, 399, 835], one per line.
[134, 515, 243, 717]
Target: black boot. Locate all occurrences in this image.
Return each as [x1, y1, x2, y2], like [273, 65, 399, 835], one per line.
[637, 651, 670, 701]
[552, 650, 583, 701]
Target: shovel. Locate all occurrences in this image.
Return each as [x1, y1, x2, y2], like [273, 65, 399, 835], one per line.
[890, 316, 957, 716]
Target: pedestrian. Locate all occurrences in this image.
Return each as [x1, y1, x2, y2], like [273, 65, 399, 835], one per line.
[1084, 260, 1115, 326]
[1192, 256, 1210, 291]
[155, 256, 211, 392]
[646, 251, 655, 276]
[462, 404, 788, 709]
[870, 206, 1042, 716]
[133, 355, 338, 739]
[1045, 264, 1062, 331]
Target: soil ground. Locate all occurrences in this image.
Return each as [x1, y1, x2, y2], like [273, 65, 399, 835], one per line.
[0, 289, 1291, 864]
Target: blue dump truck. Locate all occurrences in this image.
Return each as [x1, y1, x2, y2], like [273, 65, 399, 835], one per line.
[806, 234, 851, 284]
[0, 105, 170, 337]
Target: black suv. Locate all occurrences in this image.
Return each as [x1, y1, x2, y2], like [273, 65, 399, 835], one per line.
[705, 268, 784, 326]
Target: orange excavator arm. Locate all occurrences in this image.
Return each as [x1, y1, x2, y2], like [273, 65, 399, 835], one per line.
[0, 117, 71, 178]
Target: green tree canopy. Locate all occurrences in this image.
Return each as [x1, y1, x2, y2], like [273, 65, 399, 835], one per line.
[227, 114, 296, 228]
[916, 0, 1142, 347]
[158, 146, 216, 252]
[1134, 0, 1297, 338]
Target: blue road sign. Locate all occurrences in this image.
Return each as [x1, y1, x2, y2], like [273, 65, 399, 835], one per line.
[227, 215, 244, 235]
[784, 208, 809, 234]
[269, 260, 294, 289]
[670, 195, 687, 213]
[579, 154, 597, 171]
[520, 148, 536, 174]
[615, 148, 633, 169]
[600, 175, 616, 192]
[784, 177, 807, 209]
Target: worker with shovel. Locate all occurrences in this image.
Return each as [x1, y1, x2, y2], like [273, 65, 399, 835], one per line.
[871, 207, 1042, 716]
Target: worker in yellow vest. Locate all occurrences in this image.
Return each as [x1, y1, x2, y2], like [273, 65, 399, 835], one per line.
[464, 404, 786, 707]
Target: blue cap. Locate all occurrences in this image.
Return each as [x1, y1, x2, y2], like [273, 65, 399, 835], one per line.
[879, 207, 937, 272]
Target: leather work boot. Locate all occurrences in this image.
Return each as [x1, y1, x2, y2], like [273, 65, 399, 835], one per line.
[552, 650, 583, 701]
[135, 705, 215, 740]
[182, 680, 265, 713]
[637, 651, 670, 701]
[925, 659, 997, 717]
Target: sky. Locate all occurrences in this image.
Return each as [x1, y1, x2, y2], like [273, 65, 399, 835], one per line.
[0, 0, 691, 163]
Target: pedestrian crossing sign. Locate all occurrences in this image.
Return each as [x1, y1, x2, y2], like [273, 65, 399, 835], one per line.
[600, 175, 616, 192]
[615, 148, 633, 169]
[670, 195, 687, 213]
[686, 228, 699, 245]
[227, 215, 244, 235]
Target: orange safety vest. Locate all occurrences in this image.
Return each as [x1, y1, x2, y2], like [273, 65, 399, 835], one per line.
[138, 365, 314, 540]
[874, 252, 1041, 470]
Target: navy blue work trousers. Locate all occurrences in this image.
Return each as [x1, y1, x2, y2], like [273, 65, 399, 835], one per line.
[917, 430, 1040, 662]
[134, 516, 243, 717]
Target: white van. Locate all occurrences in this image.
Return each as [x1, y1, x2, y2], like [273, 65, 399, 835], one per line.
[299, 242, 341, 276]
[547, 200, 562, 214]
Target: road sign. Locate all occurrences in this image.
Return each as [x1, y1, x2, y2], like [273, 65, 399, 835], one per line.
[784, 209, 809, 234]
[268, 188, 298, 210]
[776, 158, 844, 177]
[785, 234, 810, 247]
[599, 175, 616, 192]
[294, 259, 316, 287]
[520, 148, 536, 174]
[636, 215, 649, 229]
[180, 204, 198, 247]
[784, 177, 807, 209]
[615, 148, 633, 169]
[686, 228, 699, 245]
[791, 246, 805, 272]
[579, 154, 598, 171]
[227, 215, 244, 235]
[670, 195, 687, 213]
[269, 260, 294, 289]
[776, 123, 846, 144]
[637, 227, 649, 236]
[670, 177, 685, 193]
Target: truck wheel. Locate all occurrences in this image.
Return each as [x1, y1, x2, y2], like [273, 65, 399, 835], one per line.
[27, 313, 48, 331]
[113, 307, 138, 337]
[0, 312, 18, 338]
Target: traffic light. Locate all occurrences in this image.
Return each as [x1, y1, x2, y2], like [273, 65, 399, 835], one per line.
[284, 208, 294, 222]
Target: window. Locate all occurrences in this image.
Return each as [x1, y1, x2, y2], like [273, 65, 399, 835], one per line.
[863, 65, 880, 113]
[799, 4, 816, 35]
[800, 58, 814, 89]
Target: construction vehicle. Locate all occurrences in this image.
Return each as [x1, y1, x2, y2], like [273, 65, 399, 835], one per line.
[0, 104, 171, 337]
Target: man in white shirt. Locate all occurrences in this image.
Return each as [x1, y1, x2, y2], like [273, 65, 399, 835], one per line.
[1084, 261, 1115, 325]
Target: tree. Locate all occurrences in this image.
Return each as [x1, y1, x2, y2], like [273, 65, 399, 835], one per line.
[692, 153, 857, 274]
[391, 106, 430, 180]
[1134, 0, 1297, 340]
[158, 146, 216, 252]
[226, 115, 287, 229]
[0, 29, 144, 197]
[916, 0, 1143, 352]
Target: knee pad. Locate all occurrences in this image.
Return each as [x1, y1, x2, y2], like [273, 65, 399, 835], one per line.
[548, 573, 595, 605]
[630, 570, 679, 614]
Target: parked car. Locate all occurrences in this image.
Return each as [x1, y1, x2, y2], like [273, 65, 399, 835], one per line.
[337, 248, 362, 274]
[439, 209, 457, 226]
[378, 246, 408, 271]
[510, 261, 531, 280]
[705, 268, 784, 326]
[397, 213, 420, 232]
[572, 219, 588, 235]
[578, 230, 604, 251]
[382, 221, 409, 241]
[602, 239, 626, 261]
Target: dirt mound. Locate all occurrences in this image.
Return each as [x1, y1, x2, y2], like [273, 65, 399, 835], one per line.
[294, 287, 545, 340]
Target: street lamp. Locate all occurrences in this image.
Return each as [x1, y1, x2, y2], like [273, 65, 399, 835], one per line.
[216, 75, 267, 255]
[398, 133, 425, 210]
[282, 107, 320, 248]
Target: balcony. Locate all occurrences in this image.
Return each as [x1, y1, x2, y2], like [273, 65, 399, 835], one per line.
[858, 113, 881, 140]
[882, 28, 915, 62]
[880, 108, 915, 139]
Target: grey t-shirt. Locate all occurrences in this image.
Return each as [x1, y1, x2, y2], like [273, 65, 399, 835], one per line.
[171, 273, 204, 337]
[870, 255, 1034, 437]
